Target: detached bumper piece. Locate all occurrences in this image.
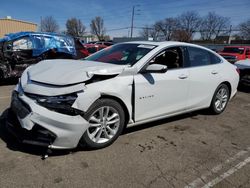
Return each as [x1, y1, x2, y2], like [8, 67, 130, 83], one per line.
[6, 109, 56, 148]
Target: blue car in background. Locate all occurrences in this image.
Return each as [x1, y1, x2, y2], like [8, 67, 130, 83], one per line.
[0, 32, 86, 81]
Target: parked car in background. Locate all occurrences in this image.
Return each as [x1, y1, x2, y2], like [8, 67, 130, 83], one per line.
[74, 38, 89, 58]
[83, 43, 107, 55]
[87, 41, 98, 44]
[0, 32, 87, 81]
[87, 41, 113, 46]
[218, 46, 250, 63]
[235, 59, 250, 85]
[95, 41, 113, 46]
[7, 41, 239, 150]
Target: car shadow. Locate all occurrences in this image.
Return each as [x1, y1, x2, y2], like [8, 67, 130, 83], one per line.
[238, 84, 250, 93]
[0, 108, 209, 158]
[123, 110, 209, 134]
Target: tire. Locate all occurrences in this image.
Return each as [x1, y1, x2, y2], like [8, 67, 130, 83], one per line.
[0, 70, 4, 84]
[79, 98, 125, 149]
[209, 84, 230, 114]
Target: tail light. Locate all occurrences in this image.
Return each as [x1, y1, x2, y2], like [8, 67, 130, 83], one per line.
[236, 68, 240, 74]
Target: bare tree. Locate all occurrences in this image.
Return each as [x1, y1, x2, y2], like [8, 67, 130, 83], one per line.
[199, 12, 231, 40]
[66, 18, 86, 37]
[177, 11, 201, 41]
[239, 19, 250, 40]
[155, 18, 179, 40]
[139, 24, 160, 40]
[90, 16, 105, 40]
[40, 16, 59, 32]
[172, 30, 191, 42]
[139, 25, 151, 38]
[213, 16, 231, 39]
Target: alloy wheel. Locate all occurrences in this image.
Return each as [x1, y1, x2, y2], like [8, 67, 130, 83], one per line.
[87, 106, 120, 144]
[214, 87, 228, 112]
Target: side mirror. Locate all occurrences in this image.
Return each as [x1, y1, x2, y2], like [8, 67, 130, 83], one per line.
[144, 64, 168, 73]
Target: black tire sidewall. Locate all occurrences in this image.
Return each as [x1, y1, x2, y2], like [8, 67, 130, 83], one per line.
[210, 84, 229, 114]
[80, 98, 125, 149]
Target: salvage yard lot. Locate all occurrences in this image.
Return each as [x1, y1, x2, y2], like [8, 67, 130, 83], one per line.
[0, 85, 250, 188]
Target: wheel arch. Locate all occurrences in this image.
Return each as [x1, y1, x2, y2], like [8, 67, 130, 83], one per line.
[99, 94, 130, 127]
[220, 81, 232, 97]
[209, 81, 232, 107]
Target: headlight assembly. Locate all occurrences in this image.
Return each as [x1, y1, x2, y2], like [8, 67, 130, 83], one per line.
[36, 94, 77, 105]
[26, 93, 82, 115]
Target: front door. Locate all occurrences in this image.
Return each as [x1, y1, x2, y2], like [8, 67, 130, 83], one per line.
[134, 46, 189, 122]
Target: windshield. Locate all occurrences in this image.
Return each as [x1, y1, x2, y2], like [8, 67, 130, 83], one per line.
[86, 43, 156, 65]
[222, 47, 245, 54]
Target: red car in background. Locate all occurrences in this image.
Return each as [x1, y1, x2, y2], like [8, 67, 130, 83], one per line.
[75, 40, 108, 58]
[74, 38, 89, 58]
[83, 44, 108, 56]
[219, 46, 250, 63]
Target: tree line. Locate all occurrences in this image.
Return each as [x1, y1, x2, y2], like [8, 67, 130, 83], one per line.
[139, 11, 250, 41]
[40, 11, 250, 42]
[40, 16, 108, 40]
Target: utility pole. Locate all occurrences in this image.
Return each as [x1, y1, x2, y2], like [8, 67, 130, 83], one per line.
[228, 25, 232, 44]
[130, 5, 140, 38]
[130, 6, 135, 38]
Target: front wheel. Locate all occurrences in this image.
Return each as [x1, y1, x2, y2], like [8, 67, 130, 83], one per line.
[79, 99, 125, 149]
[209, 84, 230, 114]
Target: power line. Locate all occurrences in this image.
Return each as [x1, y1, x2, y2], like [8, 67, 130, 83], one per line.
[106, 27, 129, 32]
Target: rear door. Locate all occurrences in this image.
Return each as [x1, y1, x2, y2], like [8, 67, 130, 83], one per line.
[185, 46, 222, 110]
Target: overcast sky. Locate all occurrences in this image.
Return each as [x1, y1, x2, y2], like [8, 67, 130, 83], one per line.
[1, 0, 249, 37]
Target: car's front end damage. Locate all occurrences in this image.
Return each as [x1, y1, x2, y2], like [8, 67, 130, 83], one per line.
[6, 59, 132, 149]
[7, 77, 89, 149]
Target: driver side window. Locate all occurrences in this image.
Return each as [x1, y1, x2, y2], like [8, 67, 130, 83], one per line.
[150, 46, 184, 69]
[13, 37, 33, 50]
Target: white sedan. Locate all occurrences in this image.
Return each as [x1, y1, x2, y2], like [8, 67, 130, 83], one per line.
[7, 41, 239, 149]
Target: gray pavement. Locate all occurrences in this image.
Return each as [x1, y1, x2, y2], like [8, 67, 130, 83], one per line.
[0, 84, 250, 188]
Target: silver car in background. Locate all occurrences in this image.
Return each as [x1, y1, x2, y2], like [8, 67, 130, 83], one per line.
[7, 41, 239, 149]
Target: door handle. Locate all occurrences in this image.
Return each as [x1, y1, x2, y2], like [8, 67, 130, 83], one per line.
[211, 70, 218, 75]
[178, 74, 188, 79]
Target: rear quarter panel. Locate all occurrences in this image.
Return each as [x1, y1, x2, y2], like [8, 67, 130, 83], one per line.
[219, 61, 239, 99]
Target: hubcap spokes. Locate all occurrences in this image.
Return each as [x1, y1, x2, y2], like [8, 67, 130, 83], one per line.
[87, 106, 120, 144]
[215, 88, 228, 112]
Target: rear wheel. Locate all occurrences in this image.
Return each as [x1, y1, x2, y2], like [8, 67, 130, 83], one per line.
[79, 99, 125, 149]
[210, 84, 229, 114]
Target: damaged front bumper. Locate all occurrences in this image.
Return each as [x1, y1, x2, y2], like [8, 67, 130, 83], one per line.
[6, 91, 89, 149]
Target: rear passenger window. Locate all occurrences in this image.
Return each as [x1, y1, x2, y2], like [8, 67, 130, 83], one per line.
[187, 47, 221, 67]
[210, 53, 221, 64]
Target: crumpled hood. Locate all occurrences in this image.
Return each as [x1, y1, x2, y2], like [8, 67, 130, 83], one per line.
[27, 59, 127, 85]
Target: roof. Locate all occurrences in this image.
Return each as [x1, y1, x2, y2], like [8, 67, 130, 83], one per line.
[123, 41, 220, 55]
[124, 41, 203, 48]
[0, 18, 37, 26]
[1, 31, 70, 41]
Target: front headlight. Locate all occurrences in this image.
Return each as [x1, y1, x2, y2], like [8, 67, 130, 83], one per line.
[36, 94, 77, 105]
[26, 93, 81, 115]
